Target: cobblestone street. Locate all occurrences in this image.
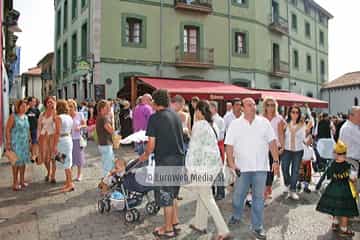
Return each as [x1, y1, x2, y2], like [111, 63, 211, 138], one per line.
[0, 141, 359, 240]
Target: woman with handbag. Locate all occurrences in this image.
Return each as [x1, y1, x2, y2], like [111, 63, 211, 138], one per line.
[68, 99, 87, 181]
[53, 100, 74, 192]
[5, 99, 31, 191]
[185, 100, 231, 240]
[38, 96, 57, 183]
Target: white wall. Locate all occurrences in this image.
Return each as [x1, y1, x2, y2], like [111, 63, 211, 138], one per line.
[321, 86, 360, 115]
[27, 76, 42, 100]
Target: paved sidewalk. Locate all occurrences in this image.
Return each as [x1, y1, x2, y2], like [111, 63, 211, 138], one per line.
[0, 141, 359, 240]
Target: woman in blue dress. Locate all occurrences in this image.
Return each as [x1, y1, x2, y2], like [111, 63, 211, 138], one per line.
[5, 99, 31, 191]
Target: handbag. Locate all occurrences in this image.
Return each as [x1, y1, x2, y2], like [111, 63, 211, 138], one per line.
[4, 150, 18, 165]
[79, 135, 87, 148]
[112, 134, 121, 149]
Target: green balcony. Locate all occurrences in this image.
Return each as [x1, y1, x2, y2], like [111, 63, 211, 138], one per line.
[174, 0, 212, 14]
[270, 61, 289, 78]
[175, 46, 214, 69]
[269, 16, 289, 35]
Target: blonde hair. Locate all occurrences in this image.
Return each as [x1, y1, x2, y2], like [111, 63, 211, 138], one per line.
[67, 99, 77, 110]
[14, 99, 28, 114]
[262, 97, 278, 116]
[56, 99, 69, 114]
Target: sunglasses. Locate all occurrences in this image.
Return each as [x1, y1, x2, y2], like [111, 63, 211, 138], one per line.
[266, 104, 276, 107]
[291, 111, 299, 114]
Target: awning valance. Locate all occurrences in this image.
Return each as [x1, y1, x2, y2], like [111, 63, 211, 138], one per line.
[137, 77, 261, 101]
[255, 89, 328, 108]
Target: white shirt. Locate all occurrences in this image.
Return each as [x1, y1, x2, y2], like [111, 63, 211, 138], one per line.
[224, 111, 241, 132]
[284, 123, 306, 152]
[268, 114, 285, 146]
[339, 120, 360, 160]
[212, 113, 225, 141]
[225, 115, 276, 172]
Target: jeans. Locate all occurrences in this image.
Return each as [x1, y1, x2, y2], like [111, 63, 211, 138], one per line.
[281, 150, 304, 191]
[98, 145, 115, 177]
[232, 171, 267, 230]
[134, 142, 146, 155]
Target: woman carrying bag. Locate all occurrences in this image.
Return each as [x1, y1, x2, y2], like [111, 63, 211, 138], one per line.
[5, 99, 31, 191]
[185, 100, 231, 240]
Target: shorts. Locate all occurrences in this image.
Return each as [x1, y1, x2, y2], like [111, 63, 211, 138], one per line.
[154, 186, 180, 207]
[31, 130, 38, 144]
[98, 145, 115, 177]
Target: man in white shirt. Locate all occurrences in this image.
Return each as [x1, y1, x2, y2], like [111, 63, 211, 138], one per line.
[339, 106, 360, 194]
[210, 101, 226, 200]
[224, 98, 242, 132]
[225, 98, 280, 240]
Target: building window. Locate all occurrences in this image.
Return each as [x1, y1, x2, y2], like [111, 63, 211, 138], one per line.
[232, 0, 247, 7]
[126, 18, 142, 44]
[72, 0, 77, 20]
[304, 0, 311, 15]
[320, 59, 325, 81]
[81, 0, 87, 9]
[319, 30, 324, 46]
[72, 83, 77, 99]
[234, 32, 247, 55]
[64, 86, 68, 99]
[58, 89, 62, 99]
[71, 33, 77, 70]
[306, 55, 312, 72]
[184, 26, 199, 53]
[56, 9, 61, 38]
[121, 14, 147, 48]
[64, 0, 68, 31]
[83, 78, 88, 99]
[305, 21, 311, 38]
[355, 97, 359, 106]
[306, 92, 313, 98]
[81, 22, 88, 57]
[63, 42, 68, 73]
[293, 49, 299, 69]
[319, 13, 327, 25]
[291, 14, 297, 31]
[291, 0, 297, 6]
[56, 48, 61, 81]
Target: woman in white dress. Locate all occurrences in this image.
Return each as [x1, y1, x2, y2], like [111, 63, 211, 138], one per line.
[186, 100, 231, 240]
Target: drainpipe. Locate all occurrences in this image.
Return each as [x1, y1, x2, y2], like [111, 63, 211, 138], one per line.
[159, 0, 163, 77]
[286, 0, 291, 91]
[227, 0, 232, 84]
[315, 10, 319, 98]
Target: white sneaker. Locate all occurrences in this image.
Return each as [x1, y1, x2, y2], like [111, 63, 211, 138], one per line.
[290, 192, 300, 200]
[284, 186, 290, 194]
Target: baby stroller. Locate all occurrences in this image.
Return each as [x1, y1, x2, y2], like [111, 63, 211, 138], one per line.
[97, 159, 160, 223]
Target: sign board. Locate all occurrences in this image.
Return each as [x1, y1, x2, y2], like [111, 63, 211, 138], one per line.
[76, 60, 90, 72]
[94, 84, 105, 101]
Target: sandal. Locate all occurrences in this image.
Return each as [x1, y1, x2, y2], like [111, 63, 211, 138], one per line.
[152, 228, 177, 239]
[21, 182, 29, 188]
[50, 179, 57, 184]
[12, 185, 21, 191]
[331, 223, 339, 231]
[173, 223, 181, 233]
[44, 176, 49, 182]
[189, 224, 207, 234]
[339, 228, 355, 237]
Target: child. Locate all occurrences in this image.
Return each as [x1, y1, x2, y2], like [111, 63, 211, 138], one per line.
[316, 141, 359, 237]
[298, 132, 315, 193]
[98, 159, 126, 194]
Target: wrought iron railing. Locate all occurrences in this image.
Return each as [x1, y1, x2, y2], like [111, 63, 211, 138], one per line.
[175, 0, 212, 7]
[175, 46, 214, 67]
[269, 15, 289, 34]
[272, 61, 290, 75]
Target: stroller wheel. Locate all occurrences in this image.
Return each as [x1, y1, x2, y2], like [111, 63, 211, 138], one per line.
[104, 200, 111, 212]
[98, 200, 105, 214]
[125, 210, 135, 223]
[131, 208, 140, 221]
[145, 202, 156, 215]
[153, 202, 160, 214]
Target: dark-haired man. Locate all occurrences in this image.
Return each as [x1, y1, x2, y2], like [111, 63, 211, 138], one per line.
[140, 89, 185, 238]
[26, 97, 40, 163]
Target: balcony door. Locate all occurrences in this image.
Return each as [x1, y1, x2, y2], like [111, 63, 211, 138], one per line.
[272, 43, 280, 71]
[272, 0, 279, 22]
[183, 26, 199, 61]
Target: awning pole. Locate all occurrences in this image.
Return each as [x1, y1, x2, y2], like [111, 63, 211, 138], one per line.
[130, 77, 137, 108]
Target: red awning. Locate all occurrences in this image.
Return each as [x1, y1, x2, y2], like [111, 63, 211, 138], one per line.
[137, 77, 261, 101]
[256, 89, 328, 108]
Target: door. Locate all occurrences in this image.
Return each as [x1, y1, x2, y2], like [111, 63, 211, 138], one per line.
[183, 26, 199, 62]
[272, 43, 280, 71]
[272, 0, 279, 23]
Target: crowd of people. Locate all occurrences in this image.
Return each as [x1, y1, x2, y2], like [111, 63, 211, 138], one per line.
[4, 91, 360, 239]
